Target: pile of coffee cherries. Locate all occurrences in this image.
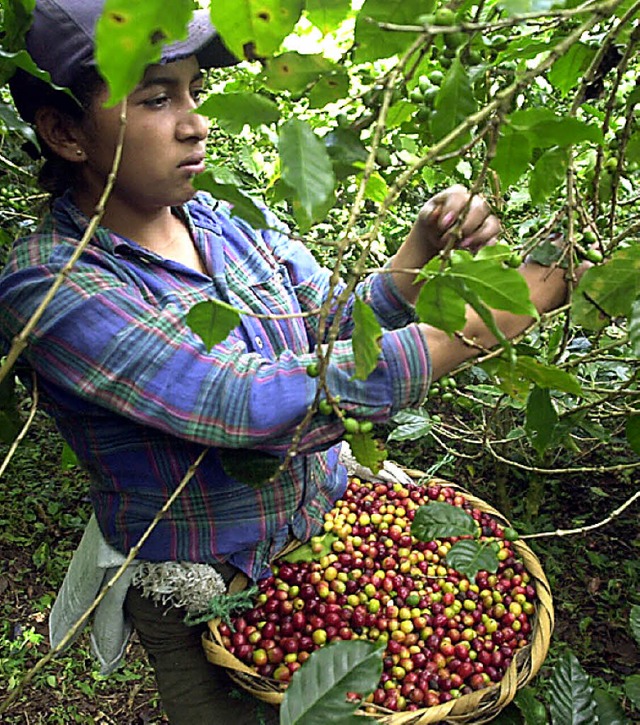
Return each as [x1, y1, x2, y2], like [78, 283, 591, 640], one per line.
[218, 477, 537, 713]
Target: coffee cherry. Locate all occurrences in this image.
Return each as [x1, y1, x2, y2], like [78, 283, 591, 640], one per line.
[584, 248, 603, 264]
[434, 8, 456, 25]
[343, 417, 361, 434]
[318, 399, 333, 416]
[306, 363, 320, 378]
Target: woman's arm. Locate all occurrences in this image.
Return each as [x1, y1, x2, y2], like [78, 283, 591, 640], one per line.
[422, 261, 569, 380]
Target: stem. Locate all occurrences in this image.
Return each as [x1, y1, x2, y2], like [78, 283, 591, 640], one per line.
[0, 373, 38, 480]
[521, 488, 640, 540]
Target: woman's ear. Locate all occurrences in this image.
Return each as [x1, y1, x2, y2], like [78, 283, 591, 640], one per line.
[34, 107, 87, 162]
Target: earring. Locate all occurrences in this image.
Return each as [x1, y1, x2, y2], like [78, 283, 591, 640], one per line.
[76, 148, 84, 157]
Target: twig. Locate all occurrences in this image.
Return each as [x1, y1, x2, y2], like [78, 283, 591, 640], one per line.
[521, 488, 640, 540]
[0, 373, 38, 480]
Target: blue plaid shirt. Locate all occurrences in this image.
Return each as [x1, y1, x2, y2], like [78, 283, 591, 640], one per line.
[0, 191, 431, 580]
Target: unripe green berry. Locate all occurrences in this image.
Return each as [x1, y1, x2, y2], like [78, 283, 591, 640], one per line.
[343, 417, 361, 434]
[318, 399, 333, 416]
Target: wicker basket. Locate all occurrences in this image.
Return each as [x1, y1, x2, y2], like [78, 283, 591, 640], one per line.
[203, 475, 554, 724]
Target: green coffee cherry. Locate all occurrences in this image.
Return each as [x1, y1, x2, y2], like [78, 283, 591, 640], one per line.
[584, 248, 603, 263]
[318, 399, 333, 416]
[306, 363, 320, 378]
[506, 252, 523, 268]
[343, 417, 361, 434]
[434, 8, 456, 25]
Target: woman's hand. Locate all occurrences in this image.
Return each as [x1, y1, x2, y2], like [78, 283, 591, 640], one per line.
[415, 184, 501, 257]
[390, 184, 501, 304]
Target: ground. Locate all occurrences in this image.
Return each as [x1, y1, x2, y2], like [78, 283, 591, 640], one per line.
[1, 411, 638, 723]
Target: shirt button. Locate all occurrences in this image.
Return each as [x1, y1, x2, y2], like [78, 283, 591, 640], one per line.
[255, 335, 264, 349]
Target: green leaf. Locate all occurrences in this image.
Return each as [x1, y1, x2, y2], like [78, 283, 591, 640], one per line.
[624, 674, 640, 710]
[185, 299, 241, 351]
[386, 100, 415, 129]
[210, 0, 304, 60]
[411, 502, 478, 540]
[278, 118, 336, 229]
[0, 100, 38, 146]
[445, 540, 500, 580]
[627, 298, 640, 355]
[529, 118, 603, 148]
[525, 386, 557, 456]
[279, 640, 384, 725]
[281, 533, 339, 563]
[548, 651, 598, 725]
[572, 246, 640, 329]
[593, 688, 631, 725]
[61, 443, 79, 470]
[529, 146, 569, 205]
[630, 605, 640, 647]
[192, 173, 268, 229]
[197, 92, 279, 133]
[515, 357, 583, 396]
[324, 128, 369, 180]
[509, 108, 557, 131]
[514, 686, 548, 724]
[415, 275, 467, 334]
[1, 0, 36, 56]
[626, 415, 640, 455]
[353, 0, 429, 63]
[351, 296, 382, 381]
[431, 57, 476, 142]
[95, 0, 193, 106]
[548, 43, 595, 97]
[491, 130, 532, 188]
[451, 258, 538, 317]
[305, 0, 352, 35]
[499, 0, 557, 12]
[387, 410, 434, 442]
[218, 449, 282, 488]
[488, 703, 525, 725]
[308, 70, 350, 108]
[347, 430, 388, 474]
[263, 52, 337, 94]
[362, 171, 388, 203]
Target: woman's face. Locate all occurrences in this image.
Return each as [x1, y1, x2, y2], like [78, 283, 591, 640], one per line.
[75, 55, 209, 216]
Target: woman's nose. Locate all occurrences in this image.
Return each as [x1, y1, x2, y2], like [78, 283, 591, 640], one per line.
[176, 101, 209, 141]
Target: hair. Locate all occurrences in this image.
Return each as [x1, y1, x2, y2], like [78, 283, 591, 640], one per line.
[9, 67, 105, 200]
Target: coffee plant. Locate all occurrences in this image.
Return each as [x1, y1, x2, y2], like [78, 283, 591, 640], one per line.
[1, 0, 639, 722]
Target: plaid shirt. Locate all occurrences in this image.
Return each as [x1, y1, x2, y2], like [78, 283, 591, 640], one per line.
[0, 191, 431, 580]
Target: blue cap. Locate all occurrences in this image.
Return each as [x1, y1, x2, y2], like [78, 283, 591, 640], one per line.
[25, 0, 237, 89]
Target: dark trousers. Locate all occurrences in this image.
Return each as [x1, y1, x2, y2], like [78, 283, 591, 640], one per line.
[124, 585, 280, 725]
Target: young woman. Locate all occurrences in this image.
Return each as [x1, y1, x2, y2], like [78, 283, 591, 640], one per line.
[0, 1, 573, 722]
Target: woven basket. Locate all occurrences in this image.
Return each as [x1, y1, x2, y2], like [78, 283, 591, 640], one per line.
[203, 474, 554, 724]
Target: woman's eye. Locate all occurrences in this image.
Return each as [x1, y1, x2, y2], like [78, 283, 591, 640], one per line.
[191, 87, 206, 102]
[144, 95, 169, 108]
